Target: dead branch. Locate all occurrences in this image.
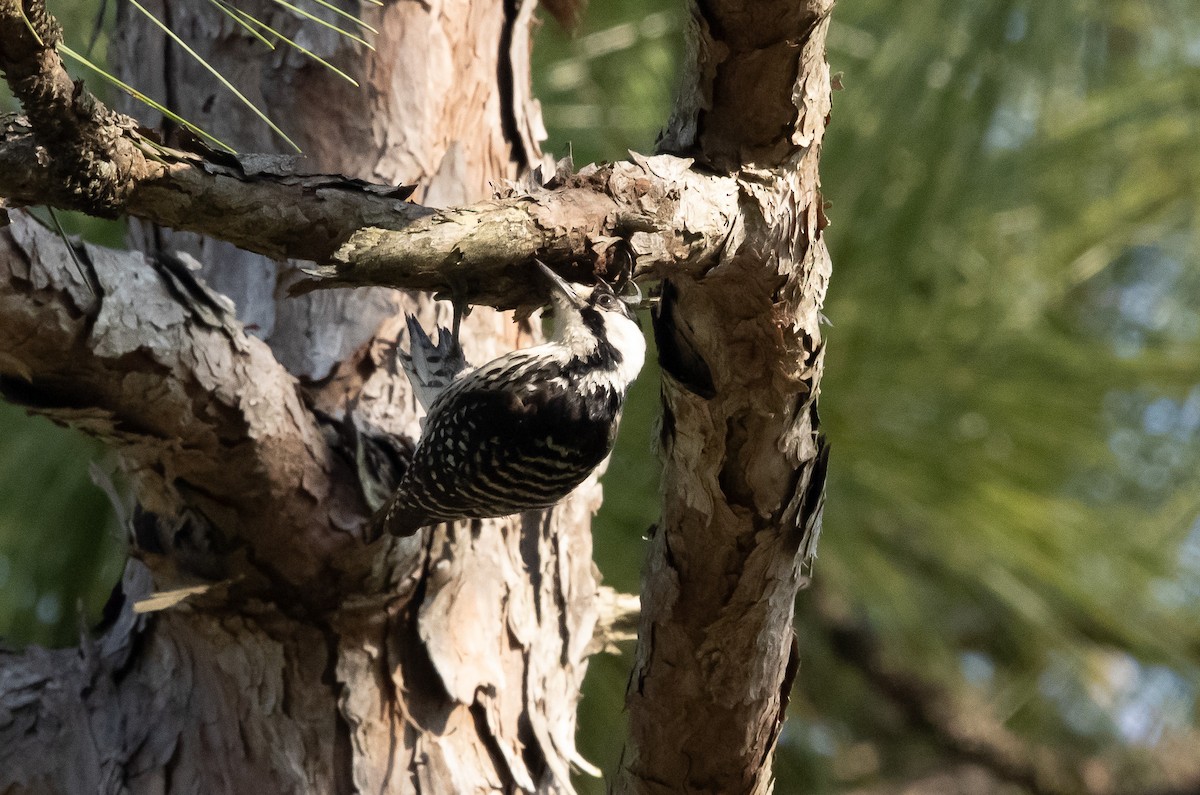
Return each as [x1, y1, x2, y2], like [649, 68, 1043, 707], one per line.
[1, 0, 741, 311]
[2, 108, 741, 309]
[297, 155, 741, 301]
[0, 114, 429, 262]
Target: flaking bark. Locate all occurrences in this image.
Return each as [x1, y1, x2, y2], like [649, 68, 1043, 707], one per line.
[617, 3, 835, 793]
[0, 214, 353, 586]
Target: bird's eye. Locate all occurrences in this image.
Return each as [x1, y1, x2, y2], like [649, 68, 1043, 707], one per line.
[598, 293, 617, 309]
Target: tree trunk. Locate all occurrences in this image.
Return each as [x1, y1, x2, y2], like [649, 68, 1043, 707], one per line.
[0, 0, 834, 792]
[2, 1, 600, 792]
[616, 3, 833, 793]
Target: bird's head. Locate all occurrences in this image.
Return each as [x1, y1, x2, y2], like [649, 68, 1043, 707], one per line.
[535, 261, 646, 387]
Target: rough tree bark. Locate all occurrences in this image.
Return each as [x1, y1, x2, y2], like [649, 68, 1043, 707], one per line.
[615, 5, 832, 793]
[0, 0, 833, 792]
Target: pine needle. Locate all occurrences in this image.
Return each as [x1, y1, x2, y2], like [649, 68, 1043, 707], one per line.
[266, 0, 375, 50]
[17, 4, 44, 47]
[58, 43, 237, 153]
[202, 0, 276, 49]
[299, 0, 378, 34]
[218, 0, 360, 86]
[46, 208, 97, 298]
[125, 0, 301, 152]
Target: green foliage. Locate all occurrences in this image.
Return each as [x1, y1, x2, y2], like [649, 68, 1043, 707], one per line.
[813, 1, 1200, 776]
[0, 402, 124, 647]
[532, 0, 683, 166]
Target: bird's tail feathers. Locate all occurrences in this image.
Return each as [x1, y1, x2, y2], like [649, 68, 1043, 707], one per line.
[400, 314, 469, 414]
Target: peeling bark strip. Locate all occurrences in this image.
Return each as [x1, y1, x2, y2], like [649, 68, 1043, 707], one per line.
[618, 2, 835, 793]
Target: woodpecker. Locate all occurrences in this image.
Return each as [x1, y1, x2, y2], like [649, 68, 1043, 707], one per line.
[374, 262, 646, 537]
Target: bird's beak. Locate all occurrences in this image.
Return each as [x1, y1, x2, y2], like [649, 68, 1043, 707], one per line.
[534, 260, 585, 309]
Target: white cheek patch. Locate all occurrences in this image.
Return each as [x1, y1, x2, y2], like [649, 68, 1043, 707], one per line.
[604, 315, 646, 386]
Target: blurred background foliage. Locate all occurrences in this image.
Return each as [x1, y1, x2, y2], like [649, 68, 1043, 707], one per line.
[3, 0, 1200, 792]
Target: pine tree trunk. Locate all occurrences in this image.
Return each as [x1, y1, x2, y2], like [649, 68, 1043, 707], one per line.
[616, 3, 833, 792]
[1, 1, 600, 792]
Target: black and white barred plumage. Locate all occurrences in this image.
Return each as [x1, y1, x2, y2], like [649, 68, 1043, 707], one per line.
[377, 263, 645, 537]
